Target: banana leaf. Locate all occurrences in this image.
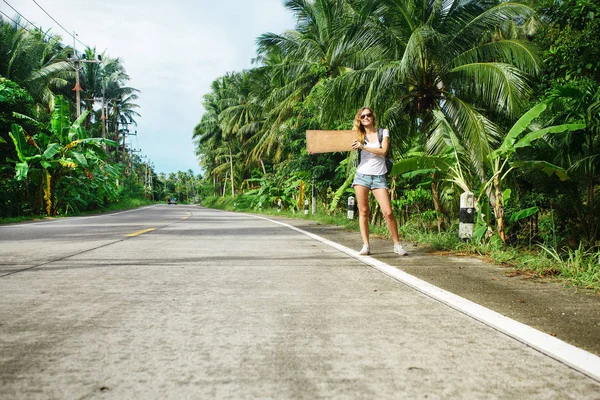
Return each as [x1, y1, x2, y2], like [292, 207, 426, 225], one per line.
[496, 102, 546, 156]
[42, 143, 61, 159]
[512, 160, 569, 181]
[508, 206, 539, 223]
[14, 162, 28, 181]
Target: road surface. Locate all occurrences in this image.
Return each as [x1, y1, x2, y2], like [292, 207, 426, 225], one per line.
[1, 205, 599, 399]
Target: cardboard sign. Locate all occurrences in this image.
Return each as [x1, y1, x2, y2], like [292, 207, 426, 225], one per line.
[306, 130, 356, 154]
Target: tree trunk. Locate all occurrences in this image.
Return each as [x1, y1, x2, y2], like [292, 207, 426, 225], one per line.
[228, 142, 235, 197]
[114, 120, 120, 163]
[491, 178, 506, 244]
[431, 180, 448, 232]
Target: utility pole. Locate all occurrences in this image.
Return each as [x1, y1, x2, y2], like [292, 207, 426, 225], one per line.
[100, 96, 106, 140]
[73, 60, 82, 117]
[122, 129, 127, 163]
[73, 32, 80, 117]
[68, 52, 102, 117]
[122, 128, 137, 164]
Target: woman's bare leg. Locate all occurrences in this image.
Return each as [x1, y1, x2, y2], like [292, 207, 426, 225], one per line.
[372, 188, 399, 244]
[354, 185, 371, 245]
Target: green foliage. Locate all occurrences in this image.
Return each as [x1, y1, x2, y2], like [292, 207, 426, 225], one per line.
[0, 17, 142, 217]
[8, 96, 120, 215]
[393, 187, 438, 230]
[535, 0, 600, 83]
[539, 244, 600, 290]
[508, 206, 539, 224]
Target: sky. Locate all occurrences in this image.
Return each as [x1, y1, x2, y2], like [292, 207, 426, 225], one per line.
[2, 0, 297, 175]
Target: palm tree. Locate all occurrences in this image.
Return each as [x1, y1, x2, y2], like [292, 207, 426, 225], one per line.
[194, 75, 244, 196]
[0, 18, 72, 111]
[326, 0, 540, 160]
[252, 0, 362, 159]
[321, 0, 540, 235]
[106, 87, 140, 163]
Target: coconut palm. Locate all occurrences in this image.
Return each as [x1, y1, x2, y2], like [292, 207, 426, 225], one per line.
[320, 0, 541, 236]
[0, 18, 72, 111]
[253, 0, 365, 160]
[194, 77, 233, 195]
[106, 86, 140, 163]
[326, 0, 541, 168]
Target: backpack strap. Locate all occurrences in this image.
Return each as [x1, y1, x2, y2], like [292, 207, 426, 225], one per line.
[364, 128, 384, 146]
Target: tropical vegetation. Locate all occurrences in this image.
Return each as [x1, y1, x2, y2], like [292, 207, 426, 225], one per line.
[0, 15, 166, 217]
[193, 0, 600, 289]
[1, 1, 599, 289]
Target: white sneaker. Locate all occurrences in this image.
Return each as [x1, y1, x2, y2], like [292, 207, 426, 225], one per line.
[394, 243, 408, 256]
[358, 244, 370, 255]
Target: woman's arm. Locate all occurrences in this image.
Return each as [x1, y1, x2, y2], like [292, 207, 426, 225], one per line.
[352, 136, 389, 156]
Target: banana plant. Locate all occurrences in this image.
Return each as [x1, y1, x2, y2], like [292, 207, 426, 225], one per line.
[483, 103, 585, 244]
[9, 96, 117, 215]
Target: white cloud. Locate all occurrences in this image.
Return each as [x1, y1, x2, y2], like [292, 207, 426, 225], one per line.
[2, 0, 295, 175]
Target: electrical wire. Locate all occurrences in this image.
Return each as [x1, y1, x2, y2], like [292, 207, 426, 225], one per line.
[1, 0, 90, 51]
[0, 8, 20, 26]
[31, 0, 89, 49]
[0, 6, 54, 42]
[2, 0, 37, 28]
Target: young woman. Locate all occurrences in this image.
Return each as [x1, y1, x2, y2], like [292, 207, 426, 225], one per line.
[350, 107, 408, 256]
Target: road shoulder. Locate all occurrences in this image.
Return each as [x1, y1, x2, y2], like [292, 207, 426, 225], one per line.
[267, 215, 600, 357]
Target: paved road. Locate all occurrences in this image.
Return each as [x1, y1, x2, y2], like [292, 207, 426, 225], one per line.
[0, 205, 599, 399]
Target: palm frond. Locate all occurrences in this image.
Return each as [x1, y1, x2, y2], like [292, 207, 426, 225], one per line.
[448, 62, 529, 117]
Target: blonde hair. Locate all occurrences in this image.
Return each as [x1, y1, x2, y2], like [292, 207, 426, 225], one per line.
[353, 107, 377, 143]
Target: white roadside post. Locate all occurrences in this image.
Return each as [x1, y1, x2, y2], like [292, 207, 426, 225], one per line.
[347, 196, 355, 219]
[304, 199, 309, 215]
[277, 199, 282, 212]
[459, 191, 475, 239]
[311, 178, 316, 215]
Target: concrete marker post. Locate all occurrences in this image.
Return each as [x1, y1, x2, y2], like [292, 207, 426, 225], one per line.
[347, 196, 355, 219]
[459, 191, 474, 239]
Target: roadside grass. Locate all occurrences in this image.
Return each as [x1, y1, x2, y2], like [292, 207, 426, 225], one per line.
[200, 197, 599, 291]
[0, 197, 156, 225]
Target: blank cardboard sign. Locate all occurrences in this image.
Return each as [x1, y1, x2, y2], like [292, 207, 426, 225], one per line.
[306, 130, 356, 153]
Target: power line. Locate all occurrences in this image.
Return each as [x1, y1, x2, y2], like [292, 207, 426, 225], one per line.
[0, 9, 20, 26]
[31, 0, 89, 49]
[0, 7, 54, 42]
[2, 0, 38, 29]
[0, 0, 90, 51]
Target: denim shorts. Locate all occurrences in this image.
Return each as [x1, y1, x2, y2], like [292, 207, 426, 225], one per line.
[352, 173, 388, 190]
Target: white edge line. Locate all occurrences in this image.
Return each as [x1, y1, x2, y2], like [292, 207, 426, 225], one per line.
[0, 205, 159, 227]
[253, 214, 600, 383]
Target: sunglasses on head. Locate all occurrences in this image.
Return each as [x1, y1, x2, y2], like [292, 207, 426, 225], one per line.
[360, 113, 373, 119]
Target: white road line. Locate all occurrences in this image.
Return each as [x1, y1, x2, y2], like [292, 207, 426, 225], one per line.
[254, 214, 600, 383]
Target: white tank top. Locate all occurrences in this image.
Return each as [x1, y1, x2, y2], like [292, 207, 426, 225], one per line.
[356, 128, 389, 175]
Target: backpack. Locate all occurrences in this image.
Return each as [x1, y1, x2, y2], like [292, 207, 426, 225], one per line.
[357, 128, 394, 175]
